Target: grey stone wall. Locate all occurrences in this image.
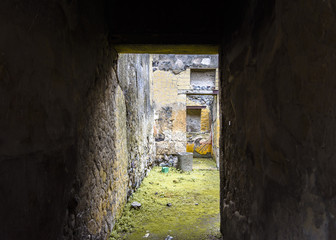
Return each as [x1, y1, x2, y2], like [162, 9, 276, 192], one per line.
[117, 54, 156, 197]
[220, 0, 336, 239]
[152, 54, 218, 74]
[190, 69, 216, 88]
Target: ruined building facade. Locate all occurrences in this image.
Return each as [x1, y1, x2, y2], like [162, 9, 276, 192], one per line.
[151, 54, 220, 166]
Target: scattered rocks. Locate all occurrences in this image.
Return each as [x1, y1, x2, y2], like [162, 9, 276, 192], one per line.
[166, 203, 172, 207]
[157, 155, 178, 168]
[131, 201, 142, 209]
[165, 235, 174, 240]
[143, 232, 150, 238]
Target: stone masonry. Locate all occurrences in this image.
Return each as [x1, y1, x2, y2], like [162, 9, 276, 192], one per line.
[152, 54, 220, 164]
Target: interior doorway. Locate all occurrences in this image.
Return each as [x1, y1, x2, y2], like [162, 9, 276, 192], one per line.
[112, 52, 221, 240]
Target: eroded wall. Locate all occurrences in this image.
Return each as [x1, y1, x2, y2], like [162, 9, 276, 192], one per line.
[151, 54, 219, 160]
[117, 54, 156, 196]
[65, 54, 155, 240]
[0, 1, 116, 239]
[0, 2, 154, 240]
[220, 0, 336, 239]
[186, 96, 213, 158]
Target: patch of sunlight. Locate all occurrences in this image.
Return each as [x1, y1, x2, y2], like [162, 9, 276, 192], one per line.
[110, 158, 221, 240]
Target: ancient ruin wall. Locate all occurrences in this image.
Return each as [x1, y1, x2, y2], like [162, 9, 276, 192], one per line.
[0, 1, 119, 239]
[151, 54, 219, 161]
[0, 2, 155, 240]
[220, 0, 336, 239]
[67, 54, 155, 240]
[186, 95, 214, 158]
[117, 54, 156, 196]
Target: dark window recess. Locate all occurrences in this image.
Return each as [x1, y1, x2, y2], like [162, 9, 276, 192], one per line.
[186, 109, 201, 132]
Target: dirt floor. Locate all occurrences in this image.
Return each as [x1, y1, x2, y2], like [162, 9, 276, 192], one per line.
[110, 158, 221, 240]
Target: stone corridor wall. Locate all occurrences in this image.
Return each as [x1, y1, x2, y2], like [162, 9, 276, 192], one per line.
[117, 54, 156, 196]
[67, 54, 155, 240]
[220, 0, 336, 239]
[0, 2, 155, 240]
[0, 1, 119, 239]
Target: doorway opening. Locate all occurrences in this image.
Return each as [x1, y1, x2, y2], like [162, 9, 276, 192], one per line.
[112, 52, 221, 240]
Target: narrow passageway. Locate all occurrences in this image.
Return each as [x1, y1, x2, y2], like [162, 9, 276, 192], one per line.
[3, 1, 336, 239]
[111, 158, 220, 240]
[107, 54, 221, 240]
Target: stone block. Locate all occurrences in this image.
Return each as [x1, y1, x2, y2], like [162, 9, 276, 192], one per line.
[177, 152, 193, 171]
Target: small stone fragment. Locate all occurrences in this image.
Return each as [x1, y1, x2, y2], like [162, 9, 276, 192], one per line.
[167, 203, 172, 207]
[165, 235, 174, 240]
[143, 233, 150, 238]
[131, 201, 141, 209]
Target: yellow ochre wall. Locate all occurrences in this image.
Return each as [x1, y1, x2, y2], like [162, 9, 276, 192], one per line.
[151, 54, 219, 160]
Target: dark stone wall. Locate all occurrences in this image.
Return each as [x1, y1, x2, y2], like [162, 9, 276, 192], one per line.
[220, 0, 336, 239]
[0, 1, 120, 239]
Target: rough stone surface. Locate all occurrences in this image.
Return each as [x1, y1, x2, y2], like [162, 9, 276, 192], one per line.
[117, 54, 156, 197]
[0, 5, 155, 238]
[131, 201, 142, 209]
[220, 0, 336, 239]
[152, 54, 218, 74]
[152, 54, 219, 162]
[186, 95, 215, 158]
[190, 69, 216, 89]
[177, 152, 193, 172]
[62, 54, 155, 240]
[0, 1, 116, 239]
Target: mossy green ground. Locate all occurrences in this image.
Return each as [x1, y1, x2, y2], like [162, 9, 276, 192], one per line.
[110, 158, 221, 240]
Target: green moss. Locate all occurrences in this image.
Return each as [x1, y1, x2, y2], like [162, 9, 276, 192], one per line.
[110, 158, 221, 240]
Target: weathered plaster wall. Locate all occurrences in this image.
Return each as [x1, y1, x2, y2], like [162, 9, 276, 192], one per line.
[68, 54, 155, 240]
[152, 54, 219, 160]
[186, 109, 202, 132]
[190, 69, 216, 88]
[152, 66, 188, 157]
[220, 0, 336, 239]
[211, 97, 220, 167]
[117, 54, 156, 196]
[186, 96, 214, 158]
